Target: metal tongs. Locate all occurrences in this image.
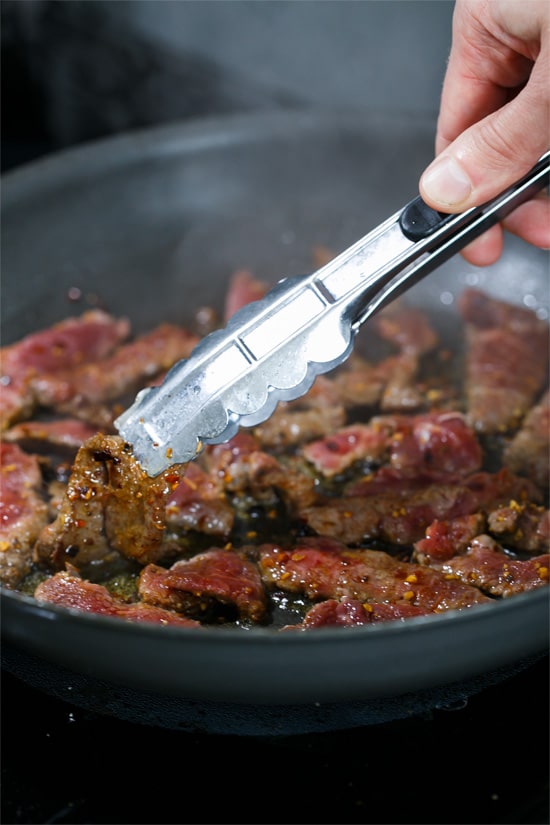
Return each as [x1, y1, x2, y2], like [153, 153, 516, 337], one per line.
[115, 152, 550, 476]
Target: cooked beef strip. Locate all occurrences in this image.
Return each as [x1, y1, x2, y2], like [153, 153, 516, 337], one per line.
[0, 442, 49, 588]
[379, 353, 425, 411]
[487, 502, 549, 553]
[35, 570, 201, 627]
[412, 513, 486, 567]
[299, 483, 479, 545]
[3, 418, 99, 453]
[332, 350, 443, 412]
[458, 288, 549, 434]
[463, 467, 543, 506]
[301, 421, 390, 477]
[301, 466, 544, 547]
[346, 467, 465, 497]
[202, 432, 317, 510]
[372, 300, 438, 356]
[0, 310, 130, 430]
[254, 401, 346, 450]
[285, 596, 431, 630]
[34, 434, 187, 570]
[413, 514, 488, 565]
[503, 389, 550, 489]
[165, 461, 234, 537]
[302, 410, 482, 478]
[138, 548, 268, 623]
[34, 323, 199, 411]
[437, 535, 549, 597]
[347, 299, 439, 412]
[258, 536, 491, 611]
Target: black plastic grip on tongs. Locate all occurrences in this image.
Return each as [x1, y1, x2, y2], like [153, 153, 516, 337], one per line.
[399, 151, 550, 244]
[398, 197, 455, 241]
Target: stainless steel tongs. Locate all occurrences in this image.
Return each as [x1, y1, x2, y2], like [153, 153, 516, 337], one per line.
[115, 152, 550, 476]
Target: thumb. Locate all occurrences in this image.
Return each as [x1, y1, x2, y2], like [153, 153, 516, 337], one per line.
[419, 64, 549, 212]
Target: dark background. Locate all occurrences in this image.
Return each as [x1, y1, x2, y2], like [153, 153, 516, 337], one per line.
[2, 2, 549, 823]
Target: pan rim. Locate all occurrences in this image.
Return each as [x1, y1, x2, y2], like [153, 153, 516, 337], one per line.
[1, 105, 437, 197]
[2, 583, 548, 645]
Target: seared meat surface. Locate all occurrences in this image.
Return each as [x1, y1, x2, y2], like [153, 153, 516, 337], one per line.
[1, 275, 548, 630]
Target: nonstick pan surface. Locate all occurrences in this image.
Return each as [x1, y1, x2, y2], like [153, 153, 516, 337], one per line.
[1, 109, 548, 725]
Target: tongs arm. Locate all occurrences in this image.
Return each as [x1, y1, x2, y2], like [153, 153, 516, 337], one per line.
[115, 152, 549, 476]
[350, 150, 550, 327]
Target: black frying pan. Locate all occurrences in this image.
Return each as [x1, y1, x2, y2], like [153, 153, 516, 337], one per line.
[1, 109, 548, 735]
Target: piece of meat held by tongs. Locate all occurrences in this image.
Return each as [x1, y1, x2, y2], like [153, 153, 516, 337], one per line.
[115, 153, 549, 477]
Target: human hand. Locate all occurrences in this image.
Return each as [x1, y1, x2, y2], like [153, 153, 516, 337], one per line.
[419, 0, 550, 266]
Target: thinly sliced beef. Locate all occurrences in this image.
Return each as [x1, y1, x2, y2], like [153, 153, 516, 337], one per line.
[503, 389, 549, 489]
[458, 289, 549, 433]
[203, 432, 317, 510]
[300, 483, 478, 545]
[301, 467, 543, 546]
[165, 461, 234, 537]
[437, 535, 549, 597]
[285, 597, 431, 630]
[139, 548, 267, 623]
[0, 442, 49, 588]
[463, 468, 543, 507]
[346, 467, 465, 497]
[254, 401, 346, 450]
[487, 502, 549, 553]
[413, 514, 487, 565]
[34, 434, 186, 570]
[301, 421, 390, 477]
[0, 310, 130, 430]
[331, 352, 437, 411]
[302, 411, 482, 478]
[258, 536, 490, 611]
[3, 418, 99, 453]
[34, 323, 199, 412]
[34, 571, 201, 627]
[379, 353, 425, 411]
[373, 300, 438, 356]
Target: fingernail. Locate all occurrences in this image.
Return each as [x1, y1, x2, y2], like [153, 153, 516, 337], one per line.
[422, 156, 473, 207]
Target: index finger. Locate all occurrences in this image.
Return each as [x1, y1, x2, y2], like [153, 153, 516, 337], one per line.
[435, 3, 533, 154]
